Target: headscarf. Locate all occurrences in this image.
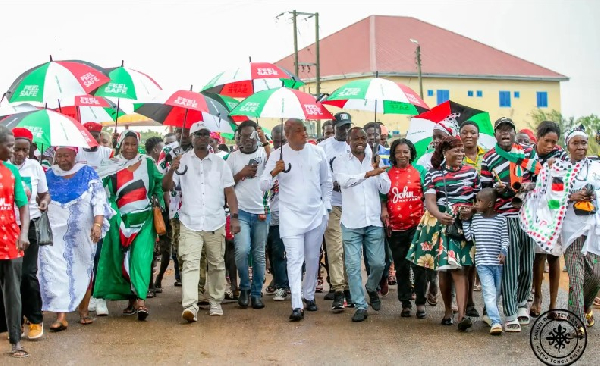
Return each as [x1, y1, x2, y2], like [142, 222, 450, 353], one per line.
[210, 132, 223, 144]
[117, 130, 141, 149]
[519, 128, 537, 144]
[13, 127, 33, 141]
[434, 114, 460, 137]
[55, 146, 79, 153]
[565, 125, 588, 145]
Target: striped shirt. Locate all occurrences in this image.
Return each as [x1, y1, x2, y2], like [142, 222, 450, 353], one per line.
[425, 164, 480, 208]
[463, 214, 509, 266]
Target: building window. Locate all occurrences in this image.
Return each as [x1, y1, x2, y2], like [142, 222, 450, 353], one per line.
[476, 90, 483, 97]
[427, 90, 434, 97]
[437, 90, 450, 105]
[499, 91, 511, 107]
[468, 90, 474, 97]
[537, 92, 548, 108]
[514, 91, 520, 98]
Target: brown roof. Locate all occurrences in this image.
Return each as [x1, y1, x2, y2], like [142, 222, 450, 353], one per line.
[276, 15, 568, 82]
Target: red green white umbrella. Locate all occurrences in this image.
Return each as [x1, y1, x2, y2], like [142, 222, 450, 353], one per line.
[95, 63, 162, 101]
[5, 59, 109, 104]
[46, 95, 130, 123]
[0, 109, 98, 148]
[135, 90, 236, 133]
[229, 87, 333, 120]
[323, 77, 429, 115]
[202, 62, 304, 98]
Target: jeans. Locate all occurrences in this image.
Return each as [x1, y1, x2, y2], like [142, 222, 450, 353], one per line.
[477, 265, 503, 326]
[342, 225, 385, 310]
[22, 220, 43, 325]
[234, 210, 270, 298]
[267, 225, 289, 289]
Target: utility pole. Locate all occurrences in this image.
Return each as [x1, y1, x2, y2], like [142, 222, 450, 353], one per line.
[411, 39, 424, 99]
[284, 10, 321, 137]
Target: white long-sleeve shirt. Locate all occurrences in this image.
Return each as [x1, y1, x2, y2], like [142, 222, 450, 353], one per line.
[260, 143, 332, 237]
[332, 152, 391, 229]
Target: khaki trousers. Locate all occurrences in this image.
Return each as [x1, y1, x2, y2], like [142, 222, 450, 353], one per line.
[172, 218, 206, 293]
[180, 224, 226, 311]
[323, 206, 347, 292]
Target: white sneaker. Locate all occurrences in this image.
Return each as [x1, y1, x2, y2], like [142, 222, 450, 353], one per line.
[273, 288, 287, 301]
[182, 308, 198, 322]
[96, 299, 109, 316]
[209, 301, 223, 316]
[88, 297, 97, 312]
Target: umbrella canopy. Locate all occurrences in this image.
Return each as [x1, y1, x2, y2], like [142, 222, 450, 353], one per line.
[95, 64, 162, 102]
[0, 100, 39, 119]
[406, 100, 495, 159]
[323, 77, 429, 115]
[202, 62, 304, 98]
[42, 95, 131, 123]
[100, 113, 160, 127]
[5, 59, 109, 104]
[229, 87, 333, 120]
[135, 90, 236, 133]
[0, 109, 98, 148]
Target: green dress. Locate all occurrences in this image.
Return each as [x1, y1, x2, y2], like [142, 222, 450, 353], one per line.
[94, 156, 164, 300]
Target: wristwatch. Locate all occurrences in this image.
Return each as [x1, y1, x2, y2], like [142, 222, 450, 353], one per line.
[231, 213, 239, 219]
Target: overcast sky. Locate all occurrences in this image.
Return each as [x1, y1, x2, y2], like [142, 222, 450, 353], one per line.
[2, 0, 598, 119]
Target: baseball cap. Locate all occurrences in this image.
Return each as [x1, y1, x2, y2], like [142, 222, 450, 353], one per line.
[333, 112, 352, 127]
[494, 117, 515, 130]
[190, 122, 211, 135]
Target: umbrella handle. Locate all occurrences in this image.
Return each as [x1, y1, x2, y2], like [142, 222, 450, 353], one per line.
[175, 165, 188, 175]
[279, 148, 292, 173]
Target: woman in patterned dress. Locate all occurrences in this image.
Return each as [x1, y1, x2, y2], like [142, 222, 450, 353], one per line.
[407, 136, 480, 331]
[94, 131, 164, 321]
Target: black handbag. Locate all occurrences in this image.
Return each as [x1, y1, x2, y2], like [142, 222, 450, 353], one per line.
[442, 172, 464, 241]
[35, 211, 53, 246]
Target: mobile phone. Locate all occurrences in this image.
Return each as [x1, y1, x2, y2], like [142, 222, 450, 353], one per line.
[248, 158, 259, 166]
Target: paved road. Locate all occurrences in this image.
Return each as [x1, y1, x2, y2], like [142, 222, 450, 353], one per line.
[6, 268, 599, 366]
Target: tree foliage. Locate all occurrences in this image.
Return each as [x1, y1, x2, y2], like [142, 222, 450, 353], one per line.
[528, 109, 600, 155]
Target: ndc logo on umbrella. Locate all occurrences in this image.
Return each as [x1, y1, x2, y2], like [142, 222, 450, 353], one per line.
[530, 309, 587, 366]
[80, 73, 101, 88]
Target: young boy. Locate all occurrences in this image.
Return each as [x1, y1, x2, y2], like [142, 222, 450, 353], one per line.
[461, 188, 509, 335]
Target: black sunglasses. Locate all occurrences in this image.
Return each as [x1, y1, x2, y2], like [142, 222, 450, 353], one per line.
[193, 130, 210, 137]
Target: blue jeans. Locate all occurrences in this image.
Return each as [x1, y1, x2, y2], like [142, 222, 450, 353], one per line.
[477, 265, 503, 326]
[234, 210, 270, 298]
[267, 225, 289, 289]
[342, 225, 385, 310]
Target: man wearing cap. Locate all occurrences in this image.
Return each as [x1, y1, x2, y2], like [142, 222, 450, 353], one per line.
[480, 117, 541, 332]
[226, 120, 271, 309]
[317, 112, 354, 311]
[163, 122, 240, 322]
[261, 119, 332, 322]
[10, 128, 50, 340]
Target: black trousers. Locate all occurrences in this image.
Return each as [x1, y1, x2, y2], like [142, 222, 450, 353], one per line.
[388, 226, 429, 307]
[21, 220, 43, 325]
[0, 258, 23, 344]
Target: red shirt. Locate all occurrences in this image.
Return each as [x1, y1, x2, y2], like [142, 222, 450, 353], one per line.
[0, 162, 29, 260]
[386, 166, 425, 231]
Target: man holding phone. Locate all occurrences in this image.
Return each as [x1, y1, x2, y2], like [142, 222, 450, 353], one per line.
[226, 120, 271, 309]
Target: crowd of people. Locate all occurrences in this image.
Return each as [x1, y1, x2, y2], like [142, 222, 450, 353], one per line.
[1, 112, 599, 358]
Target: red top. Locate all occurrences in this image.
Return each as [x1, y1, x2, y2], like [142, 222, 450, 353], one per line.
[386, 165, 425, 231]
[0, 162, 29, 260]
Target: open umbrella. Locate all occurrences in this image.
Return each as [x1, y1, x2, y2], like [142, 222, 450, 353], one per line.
[0, 96, 39, 118]
[322, 77, 429, 116]
[135, 89, 236, 133]
[5, 57, 109, 104]
[230, 87, 332, 173]
[202, 62, 304, 98]
[41, 95, 130, 123]
[0, 109, 98, 148]
[94, 62, 162, 102]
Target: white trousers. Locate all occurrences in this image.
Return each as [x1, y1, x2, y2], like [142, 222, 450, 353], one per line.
[282, 215, 328, 310]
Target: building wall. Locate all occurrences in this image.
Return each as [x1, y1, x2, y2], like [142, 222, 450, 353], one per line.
[274, 76, 562, 136]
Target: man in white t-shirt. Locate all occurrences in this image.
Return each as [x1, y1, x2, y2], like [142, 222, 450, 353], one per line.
[76, 122, 114, 170]
[11, 128, 50, 340]
[227, 120, 271, 309]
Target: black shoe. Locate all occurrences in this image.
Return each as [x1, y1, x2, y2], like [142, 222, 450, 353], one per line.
[416, 309, 426, 319]
[458, 317, 473, 331]
[304, 299, 318, 312]
[174, 279, 182, 287]
[441, 317, 453, 326]
[324, 290, 336, 301]
[238, 290, 250, 309]
[466, 304, 480, 317]
[289, 308, 304, 322]
[368, 291, 381, 311]
[344, 289, 354, 308]
[352, 309, 368, 322]
[331, 291, 345, 313]
[251, 296, 265, 309]
[401, 308, 412, 317]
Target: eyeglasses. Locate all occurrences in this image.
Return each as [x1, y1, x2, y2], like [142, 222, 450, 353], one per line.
[193, 131, 210, 137]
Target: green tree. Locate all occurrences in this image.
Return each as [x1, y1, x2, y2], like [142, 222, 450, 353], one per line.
[528, 109, 600, 155]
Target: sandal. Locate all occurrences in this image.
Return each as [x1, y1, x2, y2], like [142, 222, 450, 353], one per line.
[517, 307, 530, 325]
[50, 320, 68, 332]
[505, 320, 521, 332]
[123, 305, 137, 316]
[9, 348, 30, 358]
[585, 310, 594, 327]
[594, 297, 600, 308]
[441, 317, 453, 326]
[530, 304, 541, 317]
[79, 316, 94, 325]
[137, 306, 149, 321]
[147, 290, 155, 298]
[427, 293, 437, 306]
[547, 311, 568, 321]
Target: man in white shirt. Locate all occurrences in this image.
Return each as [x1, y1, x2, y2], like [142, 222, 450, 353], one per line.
[163, 122, 240, 322]
[227, 120, 271, 309]
[11, 128, 50, 340]
[317, 112, 353, 311]
[76, 122, 115, 170]
[261, 119, 332, 322]
[332, 127, 390, 322]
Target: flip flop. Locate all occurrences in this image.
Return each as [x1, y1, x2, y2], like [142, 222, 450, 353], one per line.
[50, 320, 68, 332]
[593, 297, 600, 308]
[137, 306, 149, 321]
[9, 348, 30, 358]
[79, 316, 94, 325]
